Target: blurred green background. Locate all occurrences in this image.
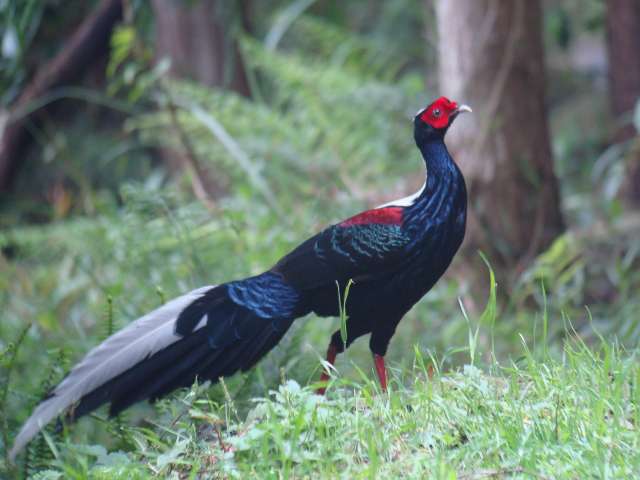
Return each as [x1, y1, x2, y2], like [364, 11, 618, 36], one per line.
[1, 0, 639, 467]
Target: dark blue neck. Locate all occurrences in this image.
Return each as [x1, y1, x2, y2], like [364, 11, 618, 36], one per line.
[420, 140, 457, 189]
[405, 138, 465, 224]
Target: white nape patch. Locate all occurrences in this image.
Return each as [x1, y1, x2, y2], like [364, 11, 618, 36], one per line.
[376, 181, 426, 208]
[414, 107, 426, 117]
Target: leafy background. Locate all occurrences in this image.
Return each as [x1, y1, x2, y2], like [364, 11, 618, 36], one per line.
[1, 0, 640, 477]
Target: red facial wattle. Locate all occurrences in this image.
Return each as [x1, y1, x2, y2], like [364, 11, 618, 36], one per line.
[419, 96, 460, 130]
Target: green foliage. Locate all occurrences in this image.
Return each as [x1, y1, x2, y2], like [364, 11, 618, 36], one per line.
[6, 340, 639, 479]
[131, 38, 421, 216]
[3, 186, 638, 475]
[23, 348, 69, 477]
[544, 0, 605, 49]
[0, 323, 31, 464]
[275, 15, 408, 82]
[107, 26, 137, 78]
[2, 2, 640, 477]
[478, 252, 497, 353]
[336, 279, 354, 350]
[0, 0, 44, 105]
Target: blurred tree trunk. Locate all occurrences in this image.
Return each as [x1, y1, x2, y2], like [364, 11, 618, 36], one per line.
[151, 0, 250, 95]
[151, 0, 251, 201]
[434, 0, 564, 276]
[605, 0, 640, 205]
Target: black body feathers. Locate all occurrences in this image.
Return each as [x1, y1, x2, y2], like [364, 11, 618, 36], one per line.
[11, 98, 469, 459]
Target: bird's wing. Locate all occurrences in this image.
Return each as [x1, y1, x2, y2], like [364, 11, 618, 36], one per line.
[273, 206, 411, 290]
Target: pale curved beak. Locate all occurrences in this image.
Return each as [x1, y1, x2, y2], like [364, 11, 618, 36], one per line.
[456, 104, 472, 114]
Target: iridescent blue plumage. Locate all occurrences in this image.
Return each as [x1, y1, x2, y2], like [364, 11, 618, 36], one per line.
[227, 272, 302, 318]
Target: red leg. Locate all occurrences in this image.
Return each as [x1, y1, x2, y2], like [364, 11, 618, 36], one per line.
[317, 344, 338, 394]
[373, 354, 387, 392]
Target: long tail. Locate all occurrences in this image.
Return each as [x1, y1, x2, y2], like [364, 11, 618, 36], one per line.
[10, 274, 301, 460]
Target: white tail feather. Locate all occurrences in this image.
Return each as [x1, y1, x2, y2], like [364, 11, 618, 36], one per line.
[9, 285, 215, 460]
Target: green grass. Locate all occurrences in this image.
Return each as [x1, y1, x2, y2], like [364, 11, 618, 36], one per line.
[7, 338, 638, 479]
[1, 186, 639, 478]
[2, 4, 639, 477]
[1, 13, 639, 476]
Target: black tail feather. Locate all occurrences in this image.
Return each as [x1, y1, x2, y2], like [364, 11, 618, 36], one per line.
[72, 328, 209, 419]
[111, 340, 213, 414]
[174, 287, 223, 336]
[71, 290, 296, 420]
[241, 322, 293, 372]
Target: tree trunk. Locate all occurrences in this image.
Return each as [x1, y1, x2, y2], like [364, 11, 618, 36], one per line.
[605, 0, 640, 205]
[151, 0, 250, 95]
[151, 0, 251, 201]
[435, 0, 564, 274]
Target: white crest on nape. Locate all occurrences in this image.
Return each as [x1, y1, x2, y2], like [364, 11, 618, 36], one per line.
[376, 181, 426, 208]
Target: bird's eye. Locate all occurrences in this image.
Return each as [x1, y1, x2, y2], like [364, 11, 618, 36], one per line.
[433, 108, 441, 118]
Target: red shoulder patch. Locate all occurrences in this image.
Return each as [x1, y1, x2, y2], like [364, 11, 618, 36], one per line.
[339, 207, 403, 227]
